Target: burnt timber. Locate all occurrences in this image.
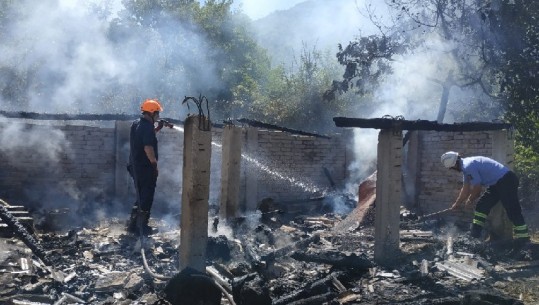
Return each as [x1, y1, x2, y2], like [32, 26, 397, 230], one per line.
[0, 110, 184, 125]
[333, 117, 512, 131]
[238, 118, 331, 138]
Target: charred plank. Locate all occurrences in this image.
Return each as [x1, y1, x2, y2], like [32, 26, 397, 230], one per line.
[272, 273, 341, 305]
[291, 250, 372, 270]
[262, 234, 321, 262]
[0, 201, 51, 266]
[285, 292, 336, 305]
[237, 118, 331, 138]
[333, 117, 511, 131]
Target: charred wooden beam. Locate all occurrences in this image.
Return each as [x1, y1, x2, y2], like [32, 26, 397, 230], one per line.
[273, 272, 342, 305]
[0, 110, 185, 125]
[286, 292, 335, 305]
[0, 200, 51, 266]
[244, 244, 265, 270]
[237, 118, 331, 139]
[262, 234, 321, 262]
[291, 250, 372, 270]
[0, 111, 135, 121]
[333, 117, 512, 131]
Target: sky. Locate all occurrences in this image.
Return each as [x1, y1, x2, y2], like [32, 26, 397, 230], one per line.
[234, 0, 306, 20]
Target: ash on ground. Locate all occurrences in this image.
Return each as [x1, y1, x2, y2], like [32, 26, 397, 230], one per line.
[1, 203, 538, 305]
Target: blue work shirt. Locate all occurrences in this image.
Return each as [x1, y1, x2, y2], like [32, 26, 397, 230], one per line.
[129, 116, 158, 169]
[461, 156, 509, 186]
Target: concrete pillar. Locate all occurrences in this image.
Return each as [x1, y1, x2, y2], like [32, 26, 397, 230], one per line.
[244, 127, 259, 211]
[114, 121, 132, 204]
[180, 116, 212, 272]
[220, 125, 242, 220]
[489, 129, 515, 240]
[374, 128, 402, 266]
[342, 129, 355, 181]
[403, 131, 420, 208]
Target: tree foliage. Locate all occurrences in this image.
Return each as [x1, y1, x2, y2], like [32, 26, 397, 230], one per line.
[250, 46, 357, 134]
[115, 0, 272, 118]
[332, 0, 539, 200]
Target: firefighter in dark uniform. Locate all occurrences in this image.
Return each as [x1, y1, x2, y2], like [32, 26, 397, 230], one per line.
[441, 151, 530, 249]
[126, 99, 165, 236]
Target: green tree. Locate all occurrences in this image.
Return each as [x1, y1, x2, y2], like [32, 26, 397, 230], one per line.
[251, 45, 357, 134]
[488, 1, 539, 203]
[331, 0, 539, 201]
[117, 0, 271, 120]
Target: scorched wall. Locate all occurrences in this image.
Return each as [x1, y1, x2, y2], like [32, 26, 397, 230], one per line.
[0, 119, 352, 217]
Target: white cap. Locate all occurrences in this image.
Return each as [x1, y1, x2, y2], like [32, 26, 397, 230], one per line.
[441, 151, 459, 168]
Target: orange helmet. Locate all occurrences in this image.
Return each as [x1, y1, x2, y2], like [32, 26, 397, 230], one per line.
[140, 99, 163, 113]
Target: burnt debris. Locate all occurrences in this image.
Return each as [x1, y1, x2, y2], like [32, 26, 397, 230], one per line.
[0, 194, 538, 305]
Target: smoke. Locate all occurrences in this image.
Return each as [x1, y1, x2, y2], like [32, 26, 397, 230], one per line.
[371, 35, 459, 120]
[236, 0, 306, 20]
[252, 0, 380, 67]
[0, 120, 70, 162]
[0, 0, 220, 117]
[344, 28, 472, 190]
[209, 219, 235, 240]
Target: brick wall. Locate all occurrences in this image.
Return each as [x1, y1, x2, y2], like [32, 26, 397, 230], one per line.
[3, 120, 537, 233]
[0, 120, 350, 216]
[246, 130, 348, 202]
[0, 121, 115, 211]
[416, 130, 497, 219]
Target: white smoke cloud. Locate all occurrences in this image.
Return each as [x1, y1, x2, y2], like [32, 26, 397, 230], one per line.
[371, 34, 459, 120]
[0, 120, 70, 162]
[345, 28, 461, 188]
[235, 0, 306, 20]
[0, 0, 219, 116]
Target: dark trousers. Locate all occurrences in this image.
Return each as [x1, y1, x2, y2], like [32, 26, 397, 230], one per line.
[133, 166, 157, 212]
[472, 171, 528, 239]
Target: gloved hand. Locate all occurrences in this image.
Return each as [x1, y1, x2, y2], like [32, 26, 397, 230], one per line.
[159, 119, 174, 129]
[157, 120, 165, 130]
[163, 120, 174, 128]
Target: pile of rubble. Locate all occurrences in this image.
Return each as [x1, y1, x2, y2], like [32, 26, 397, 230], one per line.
[1, 198, 538, 305]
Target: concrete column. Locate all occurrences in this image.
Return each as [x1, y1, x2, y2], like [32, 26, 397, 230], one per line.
[244, 127, 259, 211]
[220, 125, 242, 220]
[343, 129, 355, 181]
[180, 116, 212, 272]
[114, 121, 132, 204]
[403, 131, 420, 208]
[489, 129, 515, 240]
[374, 128, 402, 266]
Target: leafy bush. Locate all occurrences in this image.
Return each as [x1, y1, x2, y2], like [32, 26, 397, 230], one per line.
[514, 143, 539, 209]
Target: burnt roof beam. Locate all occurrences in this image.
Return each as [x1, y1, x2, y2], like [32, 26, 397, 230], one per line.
[333, 117, 512, 132]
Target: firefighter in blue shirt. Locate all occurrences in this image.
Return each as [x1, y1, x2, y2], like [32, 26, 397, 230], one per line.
[126, 99, 166, 236]
[441, 151, 530, 247]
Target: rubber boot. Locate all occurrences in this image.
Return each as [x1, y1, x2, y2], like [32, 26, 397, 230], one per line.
[470, 223, 483, 239]
[135, 210, 155, 236]
[126, 206, 139, 234]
